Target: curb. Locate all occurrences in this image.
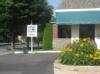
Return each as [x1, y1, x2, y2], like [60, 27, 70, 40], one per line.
[15, 51, 62, 54]
[0, 50, 62, 55]
[54, 60, 100, 74]
[0, 51, 14, 56]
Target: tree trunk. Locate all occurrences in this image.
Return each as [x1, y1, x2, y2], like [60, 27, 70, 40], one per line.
[11, 32, 15, 51]
[27, 37, 30, 50]
[37, 38, 40, 48]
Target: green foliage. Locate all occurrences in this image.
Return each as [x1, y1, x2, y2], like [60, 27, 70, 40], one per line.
[0, 28, 10, 42]
[43, 24, 52, 50]
[0, 0, 53, 49]
[70, 39, 96, 54]
[59, 39, 100, 65]
[0, 0, 53, 31]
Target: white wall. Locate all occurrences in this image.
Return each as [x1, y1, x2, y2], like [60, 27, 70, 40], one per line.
[71, 25, 79, 42]
[53, 38, 71, 50]
[95, 25, 100, 49]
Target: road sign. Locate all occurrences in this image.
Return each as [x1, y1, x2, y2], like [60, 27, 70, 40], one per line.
[27, 25, 38, 37]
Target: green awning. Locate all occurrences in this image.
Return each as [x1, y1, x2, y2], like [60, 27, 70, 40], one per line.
[56, 9, 100, 24]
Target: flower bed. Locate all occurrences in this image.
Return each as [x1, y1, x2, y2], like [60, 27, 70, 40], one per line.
[54, 60, 100, 74]
[59, 38, 100, 65]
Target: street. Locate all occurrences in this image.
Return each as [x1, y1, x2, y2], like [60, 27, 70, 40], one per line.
[0, 53, 58, 74]
[0, 43, 42, 52]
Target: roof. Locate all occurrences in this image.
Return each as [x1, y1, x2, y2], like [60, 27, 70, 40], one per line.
[58, 0, 100, 9]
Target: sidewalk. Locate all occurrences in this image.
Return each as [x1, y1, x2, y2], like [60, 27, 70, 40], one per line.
[54, 60, 100, 74]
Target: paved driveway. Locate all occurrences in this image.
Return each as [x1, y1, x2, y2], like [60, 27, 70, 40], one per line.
[0, 53, 58, 74]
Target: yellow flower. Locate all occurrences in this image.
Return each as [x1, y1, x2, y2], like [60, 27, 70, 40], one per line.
[83, 38, 87, 42]
[98, 57, 100, 60]
[62, 48, 72, 52]
[90, 53, 100, 60]
[93, 57, 98, 60]
[68, 48, 72, 51]
[62, 48, 67, 52]
[92, 56, 100, 60]
[95, 50, 100, 55]
[80, 43, 84, 47]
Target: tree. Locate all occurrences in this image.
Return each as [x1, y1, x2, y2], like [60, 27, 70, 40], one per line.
[0, 0, 11, 42]
[43, 23, 52, 50]
[0, 0, 53, 50]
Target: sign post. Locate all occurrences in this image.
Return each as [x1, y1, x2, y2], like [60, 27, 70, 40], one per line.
[27, 24, 38, 52]
[31, 37, 33, 52]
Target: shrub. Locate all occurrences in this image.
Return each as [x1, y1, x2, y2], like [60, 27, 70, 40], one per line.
[43, 23, 52, 50]
[70, 39, 96, 54]
[59, 38, 100, 65]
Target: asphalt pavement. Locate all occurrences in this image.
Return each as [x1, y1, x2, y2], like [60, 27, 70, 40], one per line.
[0, 53, 58, 74]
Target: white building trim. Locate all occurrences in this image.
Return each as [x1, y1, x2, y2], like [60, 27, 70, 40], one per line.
[71, 25, 79, 42]
[95, 25, 100, 49]
[55, 8, 100, 12]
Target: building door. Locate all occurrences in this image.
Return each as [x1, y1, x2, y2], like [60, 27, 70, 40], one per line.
[79, 24, 95, 40]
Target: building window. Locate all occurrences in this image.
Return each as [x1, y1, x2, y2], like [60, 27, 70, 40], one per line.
[79, 24, 95, 40]
[58, 25, 71, 38]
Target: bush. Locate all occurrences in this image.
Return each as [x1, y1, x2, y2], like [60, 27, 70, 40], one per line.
[43, 23, 52, 50]
[59, 38, 100, 65]
[70, 39, 96, 54]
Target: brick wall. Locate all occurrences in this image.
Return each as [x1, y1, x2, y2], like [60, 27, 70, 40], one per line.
[53, 24, 58, 38]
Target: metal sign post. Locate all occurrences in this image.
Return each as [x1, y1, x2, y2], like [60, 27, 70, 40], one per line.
[31, 37, 33, 52]
[27, 24, 38, 53]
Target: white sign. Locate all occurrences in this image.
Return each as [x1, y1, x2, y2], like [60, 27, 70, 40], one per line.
[27, 25, 38, 37]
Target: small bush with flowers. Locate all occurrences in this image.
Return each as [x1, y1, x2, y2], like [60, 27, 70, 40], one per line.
[59, 38, 100, 65]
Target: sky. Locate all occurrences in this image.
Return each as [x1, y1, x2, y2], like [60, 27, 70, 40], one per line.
[48, 0, 61, 9]
[48, 0, 61, 16]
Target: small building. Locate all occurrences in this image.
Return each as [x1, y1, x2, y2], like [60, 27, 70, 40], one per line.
[53, 0, 100, 49]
